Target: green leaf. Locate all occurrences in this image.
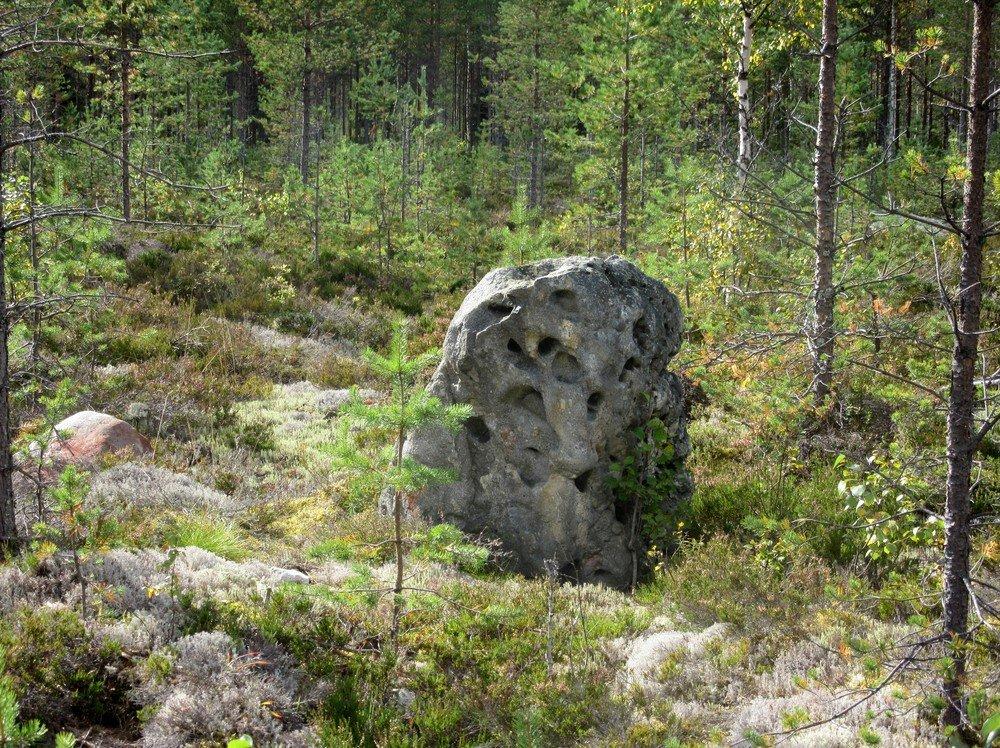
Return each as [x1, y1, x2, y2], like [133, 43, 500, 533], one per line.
[983, 711, 1000, 747]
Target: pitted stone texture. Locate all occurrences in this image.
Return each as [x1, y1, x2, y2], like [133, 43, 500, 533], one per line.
[405, 256, 690, 588]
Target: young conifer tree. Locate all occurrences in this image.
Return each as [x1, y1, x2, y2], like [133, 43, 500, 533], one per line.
[330, 323, 470, 647]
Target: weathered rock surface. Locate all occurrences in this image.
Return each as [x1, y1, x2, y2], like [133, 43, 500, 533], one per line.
[403, 256, 690, 587]
[46, 410, 152, 468]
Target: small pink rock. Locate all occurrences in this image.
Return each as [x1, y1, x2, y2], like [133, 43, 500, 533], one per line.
[47, 411, 151, 468]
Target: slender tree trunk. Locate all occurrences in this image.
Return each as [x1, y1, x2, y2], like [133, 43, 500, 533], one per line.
[528, 8, 542, 210]
[0, 85, 16, 553]
[312, 131, 321, 262]
[681, 182, 690, 311]
[906, 68, 913, 135]
[618, 19, 631, 256]
[737, 2, 753, 183]
[885, 0, 898, 157]
[300, 22, 312, 182]
[232, 21, 263, 147]
[941, 0, 995, 729]
[120, 0, 132, 226]
[28, 109, 40, 387]
[391, 373, 406, 647]
[810, 0, 838, 407]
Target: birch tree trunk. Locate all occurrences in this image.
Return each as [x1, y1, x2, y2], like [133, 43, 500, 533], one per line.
[737, 2, 753, 183]
[810, 0, 838, 406]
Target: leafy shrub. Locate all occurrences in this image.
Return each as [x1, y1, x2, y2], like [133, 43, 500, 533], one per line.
[835, 452, 942, 575]
[607, 417, 688, 570]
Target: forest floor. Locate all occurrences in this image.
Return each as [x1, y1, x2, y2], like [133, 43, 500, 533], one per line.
[0, 255, 993, 747]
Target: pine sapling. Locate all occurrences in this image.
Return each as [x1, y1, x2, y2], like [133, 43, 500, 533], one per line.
[34, 466, 118, 619]
[330, 323, 471, 648]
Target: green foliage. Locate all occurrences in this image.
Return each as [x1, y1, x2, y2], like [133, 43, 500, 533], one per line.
[0, 607, 132, 732]
[411, 524, 490, 574]
[498, 186, 555, 266]
[328, 323, 472, 501]
[646, 535, 828, 634]
[0, 648, 46, 746]
[162, 514, 250, 561]
[984, 711, 1000, 747]
[608, 417, 683, 557]
[836, 452, 943, 573]
[34, 467, 119, 617]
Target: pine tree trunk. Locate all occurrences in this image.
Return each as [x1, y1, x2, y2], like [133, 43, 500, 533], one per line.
[300, 23, 312, 182]
[0, 86, 17, 553]
[737, 2, 753, 183]
[120, 1, 132, 226]
[528, 7, 542, 210]
[941, 0, 994, 729]
[232, 21, 263, 147]
[618, 22, 631, 256]
[810, 0, 838, 407]
[885, 0, 898, 157]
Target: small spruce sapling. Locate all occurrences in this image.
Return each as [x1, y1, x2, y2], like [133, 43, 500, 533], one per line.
[330, 323, 471, 646]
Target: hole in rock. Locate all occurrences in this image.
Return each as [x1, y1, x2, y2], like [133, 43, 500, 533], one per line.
[488, 301, 514, 316]
[537, 337, 559, 356]
[559, 561, 581, 580]
[553, 351, 583, 383]
[589, 568, 617, 584]
[633, 317, 651, 352]
[619, 357, 640, 382]
[552, 289, 578, 312]
[613, 500, 631, 524]
[507, 338, 524, 354]
[518, 447, 547, 486]
[573, 470, 592, 492]
[466, 416, 491, 444]
[506, 385, 546, 419]
[586, 392, 603, 420]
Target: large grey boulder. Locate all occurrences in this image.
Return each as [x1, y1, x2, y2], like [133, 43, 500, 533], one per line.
[403, 256, 690, 588]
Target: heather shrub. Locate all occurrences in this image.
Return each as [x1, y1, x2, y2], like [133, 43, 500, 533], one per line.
[647, 536, 828, 635]
[135, 631, 316, 747]
[0, 606, 136, 733]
